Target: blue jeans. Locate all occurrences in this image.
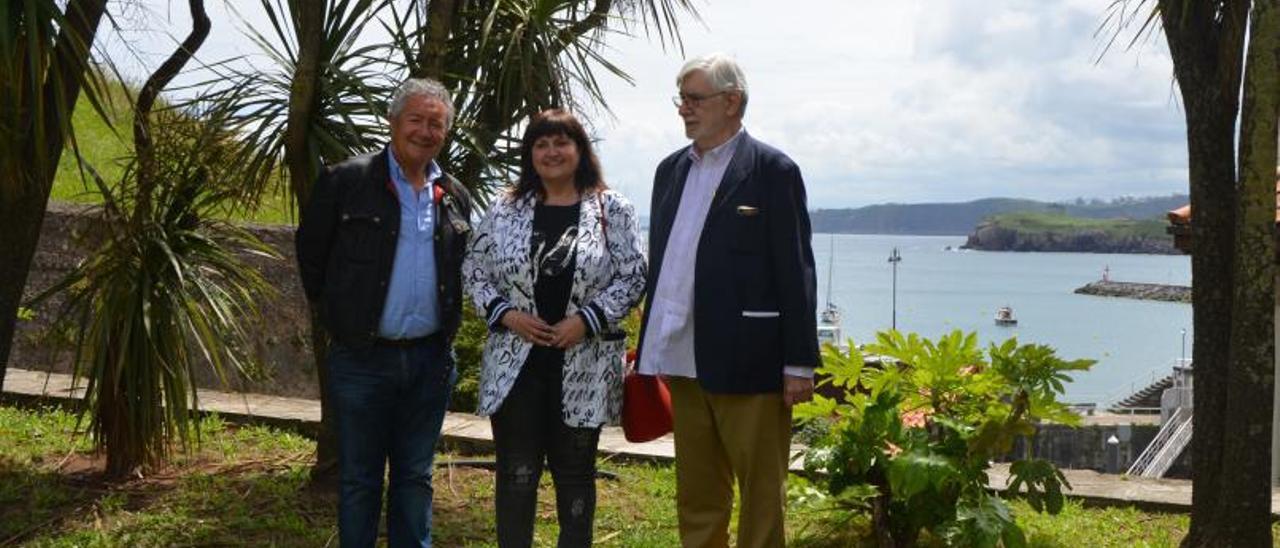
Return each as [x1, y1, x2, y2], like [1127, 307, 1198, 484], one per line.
[329, 337, 456, 548]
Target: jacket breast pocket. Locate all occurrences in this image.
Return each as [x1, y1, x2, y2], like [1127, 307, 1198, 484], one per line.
[337, 212, 384, 264]
[728, 205, 766, 254]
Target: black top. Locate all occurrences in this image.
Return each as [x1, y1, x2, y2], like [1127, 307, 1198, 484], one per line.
[528, 201, 580, 366]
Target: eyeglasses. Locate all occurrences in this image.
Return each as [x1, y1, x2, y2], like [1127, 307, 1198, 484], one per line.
[671, 91, 727, 108]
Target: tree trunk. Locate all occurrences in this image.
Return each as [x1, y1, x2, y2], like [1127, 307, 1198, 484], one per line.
[0, 0, 109, 395]
[1167, 0, 1264, 540]
[285, 0, 336, 488]
[1212, 0, 1280, 542]
[1182, 85, 1243, 547]
[415, 0, 458, 79]
[0, 192, 56, 394]
[131, 0, 211, 222]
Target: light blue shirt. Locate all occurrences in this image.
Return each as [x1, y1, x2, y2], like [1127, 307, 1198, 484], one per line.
[378, 148, 442, 339]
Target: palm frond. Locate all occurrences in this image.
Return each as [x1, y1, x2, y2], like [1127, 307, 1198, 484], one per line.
[37, 100, 281, 476]
[379, 0, 698, 206]
[185, 0, 396, 217]
[0, 0, 114, 201]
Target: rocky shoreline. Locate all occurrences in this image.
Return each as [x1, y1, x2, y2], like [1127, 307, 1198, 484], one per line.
[1073, 280, 1191, 303]
[962, 222, 1179, 254]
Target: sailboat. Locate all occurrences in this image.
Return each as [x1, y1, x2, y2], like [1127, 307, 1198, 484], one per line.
[816, 236, 848, 351]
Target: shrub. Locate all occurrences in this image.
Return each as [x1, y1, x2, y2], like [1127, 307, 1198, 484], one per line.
[32, 108, 278, 478]
[449, 307, 487, 412]
[794, 330, 1093, 547]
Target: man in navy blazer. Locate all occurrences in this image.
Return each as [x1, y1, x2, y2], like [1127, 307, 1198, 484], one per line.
[636, 53, 820, 547]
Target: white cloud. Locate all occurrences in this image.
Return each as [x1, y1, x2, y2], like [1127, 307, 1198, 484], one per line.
[108, 0, 1188, 214]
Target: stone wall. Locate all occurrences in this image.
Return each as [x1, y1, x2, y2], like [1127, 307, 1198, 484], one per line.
[12, 204, 320, 398]
[1008, 422, 1191, 477]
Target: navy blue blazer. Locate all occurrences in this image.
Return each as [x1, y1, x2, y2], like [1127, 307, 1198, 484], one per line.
[636, 133, 820, 394]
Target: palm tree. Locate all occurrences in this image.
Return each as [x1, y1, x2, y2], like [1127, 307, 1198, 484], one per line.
[399, 0, 699, 202]
[33, 0, 282, 478]
[37, 105, 280, 477]
[0, 0, 112, 395]
[193, 0, 401, 485]
[1104, 1, 1278, 544]
[206, 0, 698, 485]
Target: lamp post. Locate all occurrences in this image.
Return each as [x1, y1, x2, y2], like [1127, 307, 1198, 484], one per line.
[1180, 328, 1187, 365]
[888, 247, 902, 330]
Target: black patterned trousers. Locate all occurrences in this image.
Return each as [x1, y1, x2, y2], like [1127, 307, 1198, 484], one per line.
[490, 356, 601, 548]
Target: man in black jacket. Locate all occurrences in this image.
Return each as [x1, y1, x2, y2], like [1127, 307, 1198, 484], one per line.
[636, 54, 819, 547]
[296, 77, 473, 548]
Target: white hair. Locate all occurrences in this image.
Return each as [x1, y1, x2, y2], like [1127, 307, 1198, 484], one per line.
[388, 78, 454, 128]
[676, 53, 749, 114]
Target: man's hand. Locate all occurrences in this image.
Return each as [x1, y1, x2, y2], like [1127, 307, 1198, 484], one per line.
[783, 375, 814, 407]
[501, 310, 555, 346]
[549, 315, 588, 349]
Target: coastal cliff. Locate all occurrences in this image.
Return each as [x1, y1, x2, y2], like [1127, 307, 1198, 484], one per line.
[961, 213, 1179, 254]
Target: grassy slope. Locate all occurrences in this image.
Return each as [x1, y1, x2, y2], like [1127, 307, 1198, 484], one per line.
[50, 82, 297, 225]
[2, 405, 1267, 547]
[986, 211, 1169, 239]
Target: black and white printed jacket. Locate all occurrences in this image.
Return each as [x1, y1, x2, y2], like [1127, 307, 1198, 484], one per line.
[463, 188, 647, 428]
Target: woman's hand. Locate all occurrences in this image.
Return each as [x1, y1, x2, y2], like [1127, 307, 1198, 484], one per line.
[501, 310, 556, 346]
[549, 315, 588, 349]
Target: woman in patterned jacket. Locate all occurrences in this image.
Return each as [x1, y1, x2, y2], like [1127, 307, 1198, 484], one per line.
[463, 109, 647, 547]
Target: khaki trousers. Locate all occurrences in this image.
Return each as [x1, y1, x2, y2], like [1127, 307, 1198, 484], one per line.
[667, 376, 791, 548]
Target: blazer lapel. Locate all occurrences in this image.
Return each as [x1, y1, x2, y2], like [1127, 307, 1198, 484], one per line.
[707, 133, 755, 217]
[652, 151, 694, 266]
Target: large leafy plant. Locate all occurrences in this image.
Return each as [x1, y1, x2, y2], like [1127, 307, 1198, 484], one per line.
[794, 330, 1093, 547]
[33, 106, 279, 478]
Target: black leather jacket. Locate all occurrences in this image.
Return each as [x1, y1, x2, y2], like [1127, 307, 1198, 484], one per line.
[296, 148, 474, 348]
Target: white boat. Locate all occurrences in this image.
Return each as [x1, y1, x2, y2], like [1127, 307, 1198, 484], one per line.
[817, 301, 846, 351]
[994, 306, 1017, 326]
[817, 236, 849, 351]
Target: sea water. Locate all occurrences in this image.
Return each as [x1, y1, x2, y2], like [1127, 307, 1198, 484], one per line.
[815, 233, 1193, 404]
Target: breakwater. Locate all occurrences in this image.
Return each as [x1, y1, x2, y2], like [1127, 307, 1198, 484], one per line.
[1074, 280, 1191, 303]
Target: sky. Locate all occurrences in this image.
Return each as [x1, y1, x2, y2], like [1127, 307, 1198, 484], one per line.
[104, 0, 1187, 215]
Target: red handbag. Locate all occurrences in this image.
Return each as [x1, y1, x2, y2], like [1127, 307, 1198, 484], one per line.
[622, 350, 674, 443]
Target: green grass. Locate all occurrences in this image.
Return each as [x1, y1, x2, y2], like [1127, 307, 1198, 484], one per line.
[51, 83, 132, 205]
[986, 211, 1169, 239]
[50, 81, 298, 226]
[1017, 499, 1193, 548]
[2, 405, 1273, 547]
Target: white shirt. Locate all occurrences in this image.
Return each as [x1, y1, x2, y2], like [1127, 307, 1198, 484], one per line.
[638, 131, 744, 378]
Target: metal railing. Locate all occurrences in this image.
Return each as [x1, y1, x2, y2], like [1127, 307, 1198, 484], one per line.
[1126, 406, 1193, 478]
[1099, 358, 1193, 412]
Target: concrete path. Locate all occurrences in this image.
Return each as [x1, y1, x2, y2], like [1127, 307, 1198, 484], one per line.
[5, 367, 1277, 515]
[3, 368, 674, 459]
